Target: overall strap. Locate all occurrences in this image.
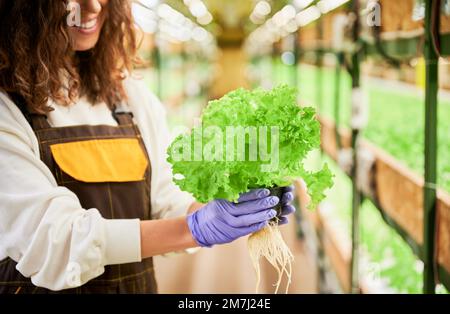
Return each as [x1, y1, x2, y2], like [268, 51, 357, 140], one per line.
[29, 114, 52, 131]
[7, 93, 51, 131]
[112, 103, 134, 126]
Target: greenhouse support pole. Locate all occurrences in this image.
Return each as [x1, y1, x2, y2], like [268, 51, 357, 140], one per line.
[316, 228, 330, 293]
[155, 44, 162, 99]
[292, 31, 307, 241]
[350, 0, 362, 294]
[181, 46, 187, 99]
[423, 0, 439, 294]
[293, 33, 300, 89]
[296, 31, 301, 92]
[316, 51, 323, 113]
[271, 45, 277, 86]
[316, 20, 324, 114]
[350, 52, 362, 294]
[153, 19, 162, 99]
[334, 52, 344, 149]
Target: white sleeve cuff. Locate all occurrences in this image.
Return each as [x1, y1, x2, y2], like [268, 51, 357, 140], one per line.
[103, 219, 141, 265]
[170, 192, 196, 218]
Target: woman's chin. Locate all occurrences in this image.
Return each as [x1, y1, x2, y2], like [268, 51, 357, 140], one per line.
[73, 40, 98, 52]
[74, 45, 96, 52]
[70, 31, 101, 51]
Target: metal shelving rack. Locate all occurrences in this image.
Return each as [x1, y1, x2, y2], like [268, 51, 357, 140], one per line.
[294, 0, 450, 294]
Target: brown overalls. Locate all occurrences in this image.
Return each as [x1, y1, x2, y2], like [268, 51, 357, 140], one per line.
[0, 98, 157, 294]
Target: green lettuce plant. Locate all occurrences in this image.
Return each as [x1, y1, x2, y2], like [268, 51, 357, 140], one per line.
[167, 85, 333, 208]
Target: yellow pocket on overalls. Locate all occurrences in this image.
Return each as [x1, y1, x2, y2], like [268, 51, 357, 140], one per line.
[50, 138, 148, 183]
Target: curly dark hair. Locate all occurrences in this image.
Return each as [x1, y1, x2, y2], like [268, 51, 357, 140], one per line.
[0, 0, 139, 113]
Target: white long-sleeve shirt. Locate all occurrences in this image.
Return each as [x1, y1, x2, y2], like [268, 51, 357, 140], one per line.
[0, 76, 195, 291]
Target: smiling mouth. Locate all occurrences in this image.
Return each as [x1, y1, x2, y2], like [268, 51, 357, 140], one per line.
[75, 18, 98, 33]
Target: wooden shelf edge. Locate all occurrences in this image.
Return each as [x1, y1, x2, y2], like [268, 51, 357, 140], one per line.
[298, 199, 383, 294]
[317, 114, 450, 286]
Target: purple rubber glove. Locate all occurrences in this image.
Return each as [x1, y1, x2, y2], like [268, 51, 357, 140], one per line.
[277, 185, 296, 225]
[187, 188, 280, 247]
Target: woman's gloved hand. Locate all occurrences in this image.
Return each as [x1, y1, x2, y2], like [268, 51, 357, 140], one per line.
[187, 189, 279, 247]
[278, 185, 296, 225]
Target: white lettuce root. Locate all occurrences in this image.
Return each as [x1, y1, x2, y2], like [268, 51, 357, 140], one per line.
[248, 221, 294, 294]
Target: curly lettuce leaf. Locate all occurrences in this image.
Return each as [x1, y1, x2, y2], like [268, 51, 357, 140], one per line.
[167, 85, 334, 208]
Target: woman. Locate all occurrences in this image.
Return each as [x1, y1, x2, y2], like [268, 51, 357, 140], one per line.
[0, 0, 295, 293]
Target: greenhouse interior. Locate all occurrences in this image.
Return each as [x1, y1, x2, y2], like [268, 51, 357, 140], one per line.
[129, 0, 450, 295]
